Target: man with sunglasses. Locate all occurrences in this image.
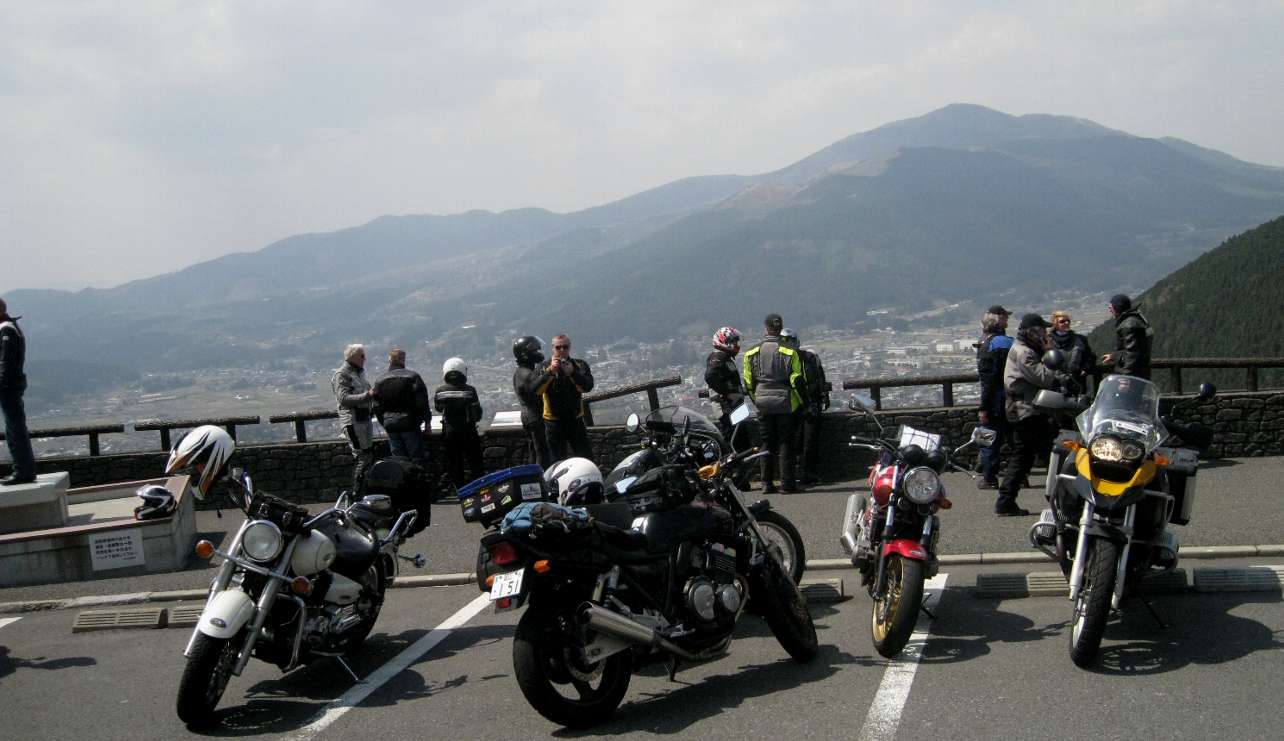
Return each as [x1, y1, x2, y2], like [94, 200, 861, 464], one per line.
[539, 334, 595, 463]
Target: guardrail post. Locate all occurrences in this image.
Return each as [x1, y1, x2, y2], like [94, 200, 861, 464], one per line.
[647, 387, 660, 411]
[582, 402, 595, 427]
[1170, 366, 1183, 394]
[871, 386, 882, 411]
[89, 433, 101, 457]
[160, 428, 171, 452]
[942, 382, 954, 407]
[226, 424, 238, 441]
[294, 420, 307, 443]
[1247, 367, 1259, 392]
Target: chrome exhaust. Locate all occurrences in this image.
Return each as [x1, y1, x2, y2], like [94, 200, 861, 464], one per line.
[578, 605, 724, 663]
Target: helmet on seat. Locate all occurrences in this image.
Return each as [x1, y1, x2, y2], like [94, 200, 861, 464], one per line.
[165, 425, 235, 500]
[512, 336, 545, 365]
[545, 457, 604, 506]
[443, 357, 468, 380]
[133, 484, 176, 520]
[712, 326, 741, 354]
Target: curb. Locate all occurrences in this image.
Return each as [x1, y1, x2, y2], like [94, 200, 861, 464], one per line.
[4, 544, 1282, 615]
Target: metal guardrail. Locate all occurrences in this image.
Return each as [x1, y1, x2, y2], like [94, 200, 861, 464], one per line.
[0, 423, 125, 457]
[581, 375, 682, 426]
[842, 357, 1284, 410]
[135, 415, 262, 451]
[267, 408, 340, 443]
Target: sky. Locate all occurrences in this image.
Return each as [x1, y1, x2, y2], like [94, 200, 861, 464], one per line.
[2, 1, 1283, 294]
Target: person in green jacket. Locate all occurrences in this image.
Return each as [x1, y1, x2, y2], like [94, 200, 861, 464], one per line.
[743, 313, 808, 493]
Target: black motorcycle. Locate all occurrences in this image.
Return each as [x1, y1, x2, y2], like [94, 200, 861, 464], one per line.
[472, 404, 817, 728]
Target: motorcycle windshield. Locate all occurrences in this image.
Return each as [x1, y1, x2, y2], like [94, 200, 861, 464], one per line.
[1075, 374, 1167, 452]
[641, 405, 727, 449]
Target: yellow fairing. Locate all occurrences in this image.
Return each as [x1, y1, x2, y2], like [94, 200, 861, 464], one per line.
[1074, 448, 1158, 496]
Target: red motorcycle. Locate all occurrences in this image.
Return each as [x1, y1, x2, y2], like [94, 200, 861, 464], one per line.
[839, 397, 994, 657]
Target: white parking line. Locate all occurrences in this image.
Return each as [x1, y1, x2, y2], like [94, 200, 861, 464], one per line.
[0, 616, 21, 631]
[857, 574, 949, 741]
[286, 592, 491, 741]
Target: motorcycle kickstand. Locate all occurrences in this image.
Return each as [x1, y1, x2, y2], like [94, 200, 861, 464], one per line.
[667, 656, 680, 682]
[1139, 595, 1169, 630]
[333, 655, 362, 683]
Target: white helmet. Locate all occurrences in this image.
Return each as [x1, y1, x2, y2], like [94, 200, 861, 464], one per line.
[443, 357, 468, 380]
[165, 425, 235, 500]
[134, 484, 176, 520]
[544, 457, 604, 506]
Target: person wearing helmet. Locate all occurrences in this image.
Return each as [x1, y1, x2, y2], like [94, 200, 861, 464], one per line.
[743, 314, 808, 493]
[781, 328, 829, 486]
[539, 334, 595, 464]
[545, 457, 604, 506]
[705, 325, 749, 434]
[996, 313, 1060, 516]
[435, 357, 485, 488]
[512, 336, 552, 469]
[165, 424, 236, 500]
[373, 348, 431, 464]
[332, 343, 377, 496]
[134, 484, 177, 520]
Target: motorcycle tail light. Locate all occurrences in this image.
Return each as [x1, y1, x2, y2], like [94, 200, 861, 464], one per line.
[194, 540, 215, 559]
[490, 542, 520, 566]
[496, 597, 513, 610]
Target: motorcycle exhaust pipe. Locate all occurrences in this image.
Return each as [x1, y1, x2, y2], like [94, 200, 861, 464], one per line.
[578, 604, 712, 662]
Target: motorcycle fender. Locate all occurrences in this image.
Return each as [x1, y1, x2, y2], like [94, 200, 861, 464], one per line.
[196, 590, 256, 639]
[1082, 520, 1129, 544]
[747, 499, 772, 516]
[881, 539, 929, 561]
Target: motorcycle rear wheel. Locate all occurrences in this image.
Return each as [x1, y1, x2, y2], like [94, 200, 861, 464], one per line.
[175, 630, 244, 727]
[754, 509, 806, 584]
[1069, 538, 1118, 668]
[753, 556, 819, 662]
[871, 555, 924, 659]
[512, 608, 632, 728]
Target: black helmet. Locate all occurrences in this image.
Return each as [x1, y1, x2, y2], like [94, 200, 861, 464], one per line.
[134, 484, 177, 520]
[512, 336, 544, 364]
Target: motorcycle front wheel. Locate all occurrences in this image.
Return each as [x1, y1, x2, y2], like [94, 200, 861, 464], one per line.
[754, 509, 806, 584]
[1069, 538, 1118, 667]
[752, 556, 819, 662]
[871, 555, 924, 658]
[512, 608, 632, 728]
[341, 562, 387, 654]
[175, 630, 245, 727]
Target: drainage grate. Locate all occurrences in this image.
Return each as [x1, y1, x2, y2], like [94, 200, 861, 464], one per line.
[976, 573, 1030, 599]
[1193, 565, 1284, 593]
[800, 578, 847, 604]
[167, 606, 204, 629]
[72, 607, 164, 633]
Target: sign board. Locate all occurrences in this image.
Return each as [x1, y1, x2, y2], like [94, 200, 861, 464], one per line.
[89, 529, 146, 571]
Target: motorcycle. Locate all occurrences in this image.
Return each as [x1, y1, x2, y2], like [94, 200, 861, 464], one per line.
[839, 395, 996, 658]
[469, 402, 817, 728]
[175, 466, 423, 726]
[1029, 361, 1214, 667]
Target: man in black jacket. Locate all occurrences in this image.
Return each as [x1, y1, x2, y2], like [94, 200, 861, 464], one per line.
[512, 336, 552, 469]
[976, 305, 1014, 489]
[540, 334, 595, 464]
[704, 326, 745, 441]
[373, 348, 431, 463]
[435, 357, 485, 487]
[1102, 294, 1153, 380]
[0, 298, 35, 485]
[782, 329, 829, 485]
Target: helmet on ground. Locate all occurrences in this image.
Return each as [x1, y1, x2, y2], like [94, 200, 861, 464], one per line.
[165, 425, 235, 500]
[712, 326, 741, 353]
[545, 457, 604, 506]
[443, 357, 468, 380]
[780, 327, 799, 346]
[512, 336, 545, 364]
[133, 484, 176, 520]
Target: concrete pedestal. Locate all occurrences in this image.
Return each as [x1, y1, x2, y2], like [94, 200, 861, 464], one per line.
[0, 472, 69, 534]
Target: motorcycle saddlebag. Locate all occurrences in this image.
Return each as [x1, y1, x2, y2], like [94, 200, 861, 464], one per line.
[365, 456, 432, 529]
[1158, 447, 1198, 526]
[458, 464, 548, 527]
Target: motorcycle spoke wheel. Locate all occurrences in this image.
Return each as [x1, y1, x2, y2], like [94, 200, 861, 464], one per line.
[1069, 539, 1118, 668]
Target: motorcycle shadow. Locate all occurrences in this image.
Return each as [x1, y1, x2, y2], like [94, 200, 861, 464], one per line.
[915, 587, 1064, 665]
[1088, 591, 1283, 677]
[195, 624, 513, 736]
[553, 643, 879, 737]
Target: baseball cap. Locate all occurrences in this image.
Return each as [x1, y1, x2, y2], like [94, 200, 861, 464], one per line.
[987, 305, 1012, 315]
[1019, 313, 1052, 330]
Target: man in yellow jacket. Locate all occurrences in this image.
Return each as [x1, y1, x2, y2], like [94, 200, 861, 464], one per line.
[743, 313, 808, 493]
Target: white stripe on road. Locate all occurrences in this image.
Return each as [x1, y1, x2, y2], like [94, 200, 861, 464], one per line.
[857, 574, 949, 741]
[0, 616, 21, 630]
[286, 592, 491, 741]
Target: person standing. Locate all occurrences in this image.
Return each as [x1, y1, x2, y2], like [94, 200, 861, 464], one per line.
[0, 298, 35, 486]
[512, 336, 552, 469]
[373, 348, 431, 463]
[782, 328, 829, 485]
[1049, 311, 1094, 393]
[976, 305, 1014, 489]
[332, 343, 376, 496]
[704, 326, 746, 441]
[541, 334, 595, 463]
[743, 313, 807, 493]
[996, 314, 1060, 516]
[1102, 294, 1153, 380]
[434, 357, 485, 487]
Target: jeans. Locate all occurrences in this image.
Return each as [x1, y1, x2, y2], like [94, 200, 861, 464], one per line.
[979, 413, 1011, 484]
[387, 428, 426, 462]
[1, 390, 35, 478]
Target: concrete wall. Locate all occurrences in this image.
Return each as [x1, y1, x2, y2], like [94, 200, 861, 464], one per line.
[5, 391, 1282, 506]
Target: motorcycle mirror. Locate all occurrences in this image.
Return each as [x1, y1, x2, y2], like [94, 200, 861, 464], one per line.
[1197, 382, 1216, 401]
[625, 412, 640, 432]
[729, 402, 753, 426]
[1041, 349, 1066, 370]
[971, 426, 998, 448]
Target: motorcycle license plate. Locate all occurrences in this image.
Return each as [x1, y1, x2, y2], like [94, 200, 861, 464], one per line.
[490, 570, 524, 601]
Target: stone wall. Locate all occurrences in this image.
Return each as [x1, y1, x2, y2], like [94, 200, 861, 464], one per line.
[6, 391, 1281, 506]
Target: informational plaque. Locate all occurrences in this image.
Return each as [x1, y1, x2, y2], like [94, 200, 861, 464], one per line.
[88, 529, 146, 571]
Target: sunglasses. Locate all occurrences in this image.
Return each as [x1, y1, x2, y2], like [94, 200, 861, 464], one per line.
[553, 345, 569, 350]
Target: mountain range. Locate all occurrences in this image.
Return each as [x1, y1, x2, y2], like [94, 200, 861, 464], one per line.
[12, 103, 1284, 405]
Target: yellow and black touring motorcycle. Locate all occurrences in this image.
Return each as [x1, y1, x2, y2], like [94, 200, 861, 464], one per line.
[1029, 368, 1214, 667]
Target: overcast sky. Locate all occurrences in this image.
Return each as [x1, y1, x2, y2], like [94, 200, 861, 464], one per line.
[2, 1, 1282, 294]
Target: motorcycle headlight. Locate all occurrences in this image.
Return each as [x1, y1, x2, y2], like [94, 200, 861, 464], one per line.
[1121, 441, 1145, 461]
[242, 520, 284, 562]
[1090, 436, 1124, 463]
[902, 466, 941, 505]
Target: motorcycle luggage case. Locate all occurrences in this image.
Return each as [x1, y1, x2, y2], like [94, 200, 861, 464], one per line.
[1158, 447, 1198, 525]
[458, 465, 548, 527]
[365, 457, 432, 529]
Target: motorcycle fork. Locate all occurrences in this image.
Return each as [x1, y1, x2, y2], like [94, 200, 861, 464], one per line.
[184, 519, 251, 657]
[1110, 505, 1137, 611]
[1067, 501, 1094, 601]
[232, 537, 301, 675]
[872, 502, 897, 599]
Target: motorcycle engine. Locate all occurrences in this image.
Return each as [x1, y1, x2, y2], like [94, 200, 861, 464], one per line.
[683, 543, 743, 623]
